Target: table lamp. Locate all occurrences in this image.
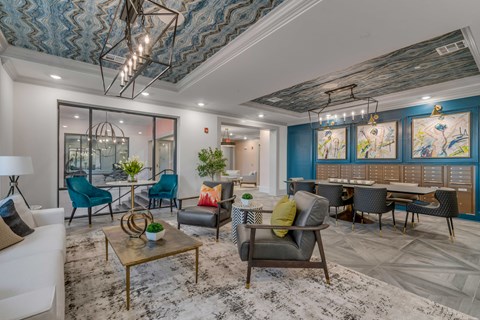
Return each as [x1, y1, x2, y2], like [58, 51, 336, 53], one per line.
[0, 156, 34, 208]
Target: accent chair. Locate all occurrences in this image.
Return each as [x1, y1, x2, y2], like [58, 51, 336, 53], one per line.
[316, 183, 353, 224]
[353, 186, 395, 232]
[148, 170, 178, 213]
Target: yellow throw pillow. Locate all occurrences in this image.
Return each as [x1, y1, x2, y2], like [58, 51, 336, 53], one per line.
[270, 197, 297, 237]
[0, 216, 23, 251]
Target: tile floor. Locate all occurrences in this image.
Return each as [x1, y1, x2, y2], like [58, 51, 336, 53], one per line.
[67, 186, 480, 318]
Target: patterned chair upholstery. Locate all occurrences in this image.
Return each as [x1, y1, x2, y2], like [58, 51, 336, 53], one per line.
[353, 187, 395, 232]
[387, 182, 420, 224]
[177, 181, 236, 241]
[405, 189, 459, 239]
[236, 191, 330, 288]
[316, 183, 353, 223]
[293, 181, 316, 194]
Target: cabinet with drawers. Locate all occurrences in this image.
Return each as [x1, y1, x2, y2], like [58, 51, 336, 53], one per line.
[316, 164, 340, 180]
[402, 165, 422, 184]
[368, 165, 384, 184]
[351, 165, 367, 180]
[421, 166, 445, 203]
[340, 165, 353, 179]
[447, 166, 475, 214]
[383, 165, 402, 183]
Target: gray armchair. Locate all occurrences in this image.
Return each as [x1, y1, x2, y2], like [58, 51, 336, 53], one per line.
[236, 191, 330, 288]
[177, 181, 236, 241]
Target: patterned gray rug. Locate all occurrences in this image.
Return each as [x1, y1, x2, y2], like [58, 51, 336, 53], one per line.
[65, 223, 473, 320]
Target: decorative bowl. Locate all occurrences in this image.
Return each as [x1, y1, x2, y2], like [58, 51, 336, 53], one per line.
[146, 229, 165, 241]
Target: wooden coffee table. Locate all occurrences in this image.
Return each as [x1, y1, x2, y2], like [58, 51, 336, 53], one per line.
[103, 220, 202, 310]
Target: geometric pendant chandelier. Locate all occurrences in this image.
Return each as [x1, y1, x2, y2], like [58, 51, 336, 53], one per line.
[99, 0, 184, 99]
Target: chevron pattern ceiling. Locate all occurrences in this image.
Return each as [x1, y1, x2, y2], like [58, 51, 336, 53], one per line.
[252, 30, 480, 113]
[0, 0, 285, 83]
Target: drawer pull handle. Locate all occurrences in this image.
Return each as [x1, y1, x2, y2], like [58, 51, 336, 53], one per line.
[458, 188, 468, 192]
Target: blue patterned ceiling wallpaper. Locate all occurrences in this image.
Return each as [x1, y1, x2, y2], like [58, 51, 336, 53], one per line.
[253, 30, 480, 113]
[0, 0, 285, 83]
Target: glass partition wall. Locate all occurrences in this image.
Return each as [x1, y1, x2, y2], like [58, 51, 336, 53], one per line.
[58, 103, 177, 218]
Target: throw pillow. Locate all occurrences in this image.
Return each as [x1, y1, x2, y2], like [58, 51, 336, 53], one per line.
[0, 194, 35, 228]
[198, 184, 222, 208]
[0, 199, 35, 237]
[0, 217, 23, 251]
[271, 196, 297, 237]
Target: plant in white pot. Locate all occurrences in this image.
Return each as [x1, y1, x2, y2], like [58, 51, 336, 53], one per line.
[145, 222, 165, 241]
[241, 193, 253, 206]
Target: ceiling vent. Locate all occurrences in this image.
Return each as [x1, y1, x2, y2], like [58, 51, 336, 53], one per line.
[267, 97, 283, 103]
[104, 53, 126, 64]
[435, 40, 468, 56]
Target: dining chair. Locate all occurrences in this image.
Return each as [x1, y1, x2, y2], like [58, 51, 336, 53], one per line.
[148, 170, 178, 213]
[387, 182, 420, 224]
[353, 186, 395, 232]
[316, 183, 353, 224]
[293, 181, 316, 194]
[66, 176, 113, 226]
[405, 188, 459, 240]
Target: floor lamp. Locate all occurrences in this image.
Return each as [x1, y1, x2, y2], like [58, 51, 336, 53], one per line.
[0, 156, 34, 208]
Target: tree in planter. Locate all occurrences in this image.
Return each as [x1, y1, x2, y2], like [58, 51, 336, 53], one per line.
[196, 147, 227, 181]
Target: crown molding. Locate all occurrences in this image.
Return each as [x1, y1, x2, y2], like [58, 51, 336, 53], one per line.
[462, 26, 480, 72]
[176, 0, 324, 91]
[1, 58, 19, 80]
[0, 30, 7, 54]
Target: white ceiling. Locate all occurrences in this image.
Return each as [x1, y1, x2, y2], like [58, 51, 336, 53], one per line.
[2, 0, 480, 126]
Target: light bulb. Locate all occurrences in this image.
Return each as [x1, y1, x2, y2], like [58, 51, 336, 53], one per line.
[132, 54, 137, 70]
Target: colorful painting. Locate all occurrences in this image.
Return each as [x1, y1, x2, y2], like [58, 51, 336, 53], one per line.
[317, 128, 347, 160]
[356, 121, 397, 159]
[412, 112, 470, 158]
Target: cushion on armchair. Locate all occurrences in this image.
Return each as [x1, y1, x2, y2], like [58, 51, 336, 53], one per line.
[270, 196, 297, 237]
[198, 184, 222, 207]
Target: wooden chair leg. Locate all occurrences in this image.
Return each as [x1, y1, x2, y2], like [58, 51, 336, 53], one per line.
[68, 208, 77, 225]
[403, 212, 409, 233]
[246, 228, 256, 289]
[108, 203, 114, 221]
[216, 225, 220, 242]
[315, 230, 330, 285]
[88, 207, 92, 227]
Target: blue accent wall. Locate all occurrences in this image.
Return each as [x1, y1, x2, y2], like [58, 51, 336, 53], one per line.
[287, 96, 480, 221]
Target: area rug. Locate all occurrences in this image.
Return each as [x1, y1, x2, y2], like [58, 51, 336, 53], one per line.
[65, 224, 474, 320]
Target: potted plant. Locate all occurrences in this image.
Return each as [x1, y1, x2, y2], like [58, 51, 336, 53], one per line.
[118, 156, 144, 182]
[196, 147, 227, 181]
[241, 193, 253, 206]
[145, 222, 165, 241]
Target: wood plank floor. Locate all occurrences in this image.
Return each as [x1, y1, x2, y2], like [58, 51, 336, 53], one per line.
[67, 187, 480, 318]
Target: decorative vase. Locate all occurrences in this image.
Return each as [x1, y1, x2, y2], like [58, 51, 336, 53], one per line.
[146, 229, 165, 241]
[241, 199, 251, 206]
[128, 174, 137, 182]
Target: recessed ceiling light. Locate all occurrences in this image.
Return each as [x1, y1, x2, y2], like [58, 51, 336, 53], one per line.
[62, 125, 68, 128]
[74, 115, 79, 119]
[229, 133, 233, 136]
[119, 120, 124, 124]
[244, 136, 247, 140]
[138, 131, 142, 135]
[422, 96, 431, 100]
[50, 74, 62, 80]
[141, 92, 149, 96]
[414, 66, 421, 70]
[258, 114, 264, 118]
[197, 102, 205, 107]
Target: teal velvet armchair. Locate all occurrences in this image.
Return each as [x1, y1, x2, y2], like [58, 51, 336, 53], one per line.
[66, 176, 113, 226]
[148, 173, 178, 212]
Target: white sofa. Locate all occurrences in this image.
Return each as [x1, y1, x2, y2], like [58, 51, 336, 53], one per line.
[0, 195, 66, 320]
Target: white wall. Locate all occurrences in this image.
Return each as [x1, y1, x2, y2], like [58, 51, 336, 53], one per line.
[278, 126, 287, 194]
[235, 139, 259, 175]
[259, 130, 270, 193]
[12, 82, 219, 208]
[0, 62, 14, 195]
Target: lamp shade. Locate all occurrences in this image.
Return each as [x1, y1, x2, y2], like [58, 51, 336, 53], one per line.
[0, 156, 34, 176]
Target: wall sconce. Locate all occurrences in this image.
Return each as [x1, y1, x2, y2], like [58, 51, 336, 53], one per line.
[431, 104, 443, 117]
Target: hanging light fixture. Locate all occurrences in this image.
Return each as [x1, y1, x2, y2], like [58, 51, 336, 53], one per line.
[308, 84, 379, 129]
[86, 112, 126, 155]
[100, 0, 184, 99]
[221, 128, 235, 146]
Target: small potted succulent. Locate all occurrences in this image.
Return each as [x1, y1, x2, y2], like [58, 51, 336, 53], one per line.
[241, 193, 253, 206]
[145, 222, 165, 241]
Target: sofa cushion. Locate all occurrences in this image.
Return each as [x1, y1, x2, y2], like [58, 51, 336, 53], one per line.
[0, 199, 34, 237]
[0, 251, 65, 320]
[271, 196, 296, 237]
[198, 184, 221, 208]
[0, 217, 23, 251]
[0, 224, 66, 263]
[0, 194, 35, 228]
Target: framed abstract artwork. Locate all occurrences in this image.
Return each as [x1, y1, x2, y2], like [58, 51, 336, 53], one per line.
[356, 121, 397, 159]
[317, 127, 347, 160]
[412, 112, 470, 158]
